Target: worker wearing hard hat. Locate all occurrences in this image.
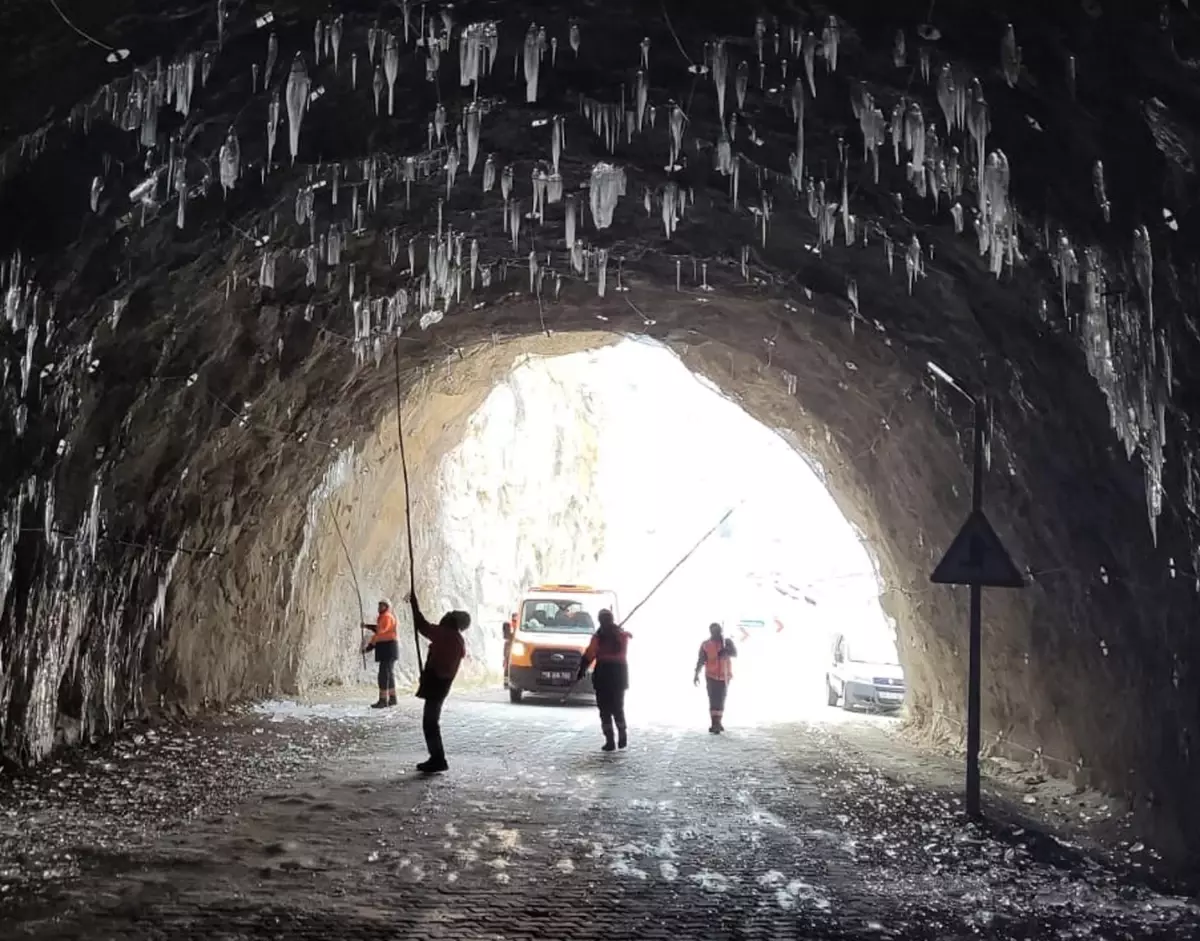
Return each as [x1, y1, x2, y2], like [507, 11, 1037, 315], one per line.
[362, 599, 399, 708]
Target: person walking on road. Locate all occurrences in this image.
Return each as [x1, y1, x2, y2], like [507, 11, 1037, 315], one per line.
[694, 622, 737, 734]
[362, 599, 399, 709]
[577, 609, 631, 752]
[409, 593, 471, 774]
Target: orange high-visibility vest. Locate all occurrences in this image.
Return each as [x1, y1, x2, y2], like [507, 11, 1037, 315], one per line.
[701, 638, 732, 682]
[375, 610, 398, 643]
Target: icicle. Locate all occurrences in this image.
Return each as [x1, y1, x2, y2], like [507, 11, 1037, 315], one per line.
[885, 236, 894, 274]
[1001, 24, 1021, 88]
[735, 61, 749, 111]
[589, 163, 626, 230]
[570, 22, 581, 56]
[524, 25, 541, 102]
[384, 33, 400, 114]
[265, 32, 279, 85]
[286, 55, 310, 164]
[893, 30, 906, 68]
[802, 32, 818, 98]
[668, 103, 685, 170]
[547, 172, 563, 203]
[1093, 160, 1111, 223]
[219, 128, 240, 193]
[446, 146, 460, 198]
[919, 47, 931, 83]
[1134, 225, 1154, 328]
[175, 166, 187, 228]
[905, 236, 921, 294]
[822, 17, 840, 72]
[552, 115, 564, 173]
[483, 154, 496, 192]
[330, 14, 343, 70]
[636, 70, 648, 132]
[434, 103, 447, 143]
[265, 89, 280, 166]
[501, 164, 513, 201]
[712, 40, 729, 120]
[510, 201, 522, 250]
[848, 278, 859, 325]
[566, 197, 577, 248]
[351, 53, 358, 89]
[373, 65, 385, 114]
[465, 105, 481, 174]
[90, 176, 103, 212]
[597, 248, 609, 297]
[529, 250, 538, 294]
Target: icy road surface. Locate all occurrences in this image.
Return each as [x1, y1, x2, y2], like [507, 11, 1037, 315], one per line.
[3, 690, 1198, 940]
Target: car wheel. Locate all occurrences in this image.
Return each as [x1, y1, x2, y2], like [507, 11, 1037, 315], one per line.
[509, 688, 523, 704]
[826, 676, 839, 707]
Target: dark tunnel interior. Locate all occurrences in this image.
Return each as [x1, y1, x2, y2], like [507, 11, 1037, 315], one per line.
[4, 0, 1200, 935]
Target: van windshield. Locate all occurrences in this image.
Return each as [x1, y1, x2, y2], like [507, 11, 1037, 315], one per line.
[848, 633, 900, 665]
[519, 593, 615, 634]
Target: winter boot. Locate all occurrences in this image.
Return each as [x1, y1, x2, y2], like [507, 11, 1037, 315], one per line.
[417, 757, 449, 774]
[601, 718, 616, 752]
[387, 693, 398, 707]
[371, 697, 389, 709]
[709, 719, 720, 734]
[617, 725, 628, 750]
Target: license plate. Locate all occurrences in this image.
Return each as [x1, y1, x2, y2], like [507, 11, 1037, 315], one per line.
[879, 691, 903, 702]
[541, 671, 573, 684]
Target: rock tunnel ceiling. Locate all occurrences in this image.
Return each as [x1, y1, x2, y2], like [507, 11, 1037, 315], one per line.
[2, 0, 1200, 846]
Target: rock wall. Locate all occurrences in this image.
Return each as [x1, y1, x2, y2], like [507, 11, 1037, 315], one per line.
[427, 356, 608, 676]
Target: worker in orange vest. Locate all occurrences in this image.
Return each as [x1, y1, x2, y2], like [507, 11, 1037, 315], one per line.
[577, 609, 631, 752]
[362, 599, 399, 708]
[694, 622, 738, 733]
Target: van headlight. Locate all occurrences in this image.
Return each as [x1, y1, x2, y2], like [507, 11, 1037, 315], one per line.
[510, 641, 527, 657]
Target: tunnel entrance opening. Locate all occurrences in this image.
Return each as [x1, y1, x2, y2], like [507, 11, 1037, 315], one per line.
[424, 336, 896, 729]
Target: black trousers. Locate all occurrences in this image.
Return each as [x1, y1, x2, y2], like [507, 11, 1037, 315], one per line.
[418, 673, 453, 762]
[706, 677, 728, 718]
[593, 663, 628, 736]
[377, 659, 396, 692]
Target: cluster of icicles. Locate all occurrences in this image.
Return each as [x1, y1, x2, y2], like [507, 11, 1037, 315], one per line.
[5, 7, 1184, 555]
[1, 256, 182, 760]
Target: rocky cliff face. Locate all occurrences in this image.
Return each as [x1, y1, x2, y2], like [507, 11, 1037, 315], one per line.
[429, 353, 608, 676]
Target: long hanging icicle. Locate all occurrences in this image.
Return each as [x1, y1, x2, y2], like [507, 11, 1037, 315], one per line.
[384, 33, 400, 114]
[524, 25, 541, 102]
[286, 54, 310, 164]
[589, 163, 626, 229]
[465, 104, 481, 174]
[265, 32, 278, 85]
[219, 128, 240, 193]
[713, 40, 729, 120]
[266, 89, 280, 164]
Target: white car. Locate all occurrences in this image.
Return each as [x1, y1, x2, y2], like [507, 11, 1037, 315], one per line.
[826, 632, 906, 712]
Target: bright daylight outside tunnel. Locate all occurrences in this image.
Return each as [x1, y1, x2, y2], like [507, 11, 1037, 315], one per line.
[3, 0, 1200, 938]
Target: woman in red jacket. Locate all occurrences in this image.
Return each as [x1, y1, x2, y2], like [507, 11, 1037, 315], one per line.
[577, 609, 632, 752]
[409, 593, 471, 774]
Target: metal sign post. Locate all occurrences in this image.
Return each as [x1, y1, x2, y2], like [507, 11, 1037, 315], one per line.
[926, 367, 1026, 819]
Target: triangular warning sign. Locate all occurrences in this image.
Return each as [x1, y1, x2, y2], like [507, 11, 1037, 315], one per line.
[930, 509, 1025, 589]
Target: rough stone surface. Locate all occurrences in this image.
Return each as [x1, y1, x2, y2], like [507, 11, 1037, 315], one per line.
[2, 0, 1200, 861]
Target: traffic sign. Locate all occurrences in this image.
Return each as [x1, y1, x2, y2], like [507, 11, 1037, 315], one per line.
[930, 509, 1025, 588]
